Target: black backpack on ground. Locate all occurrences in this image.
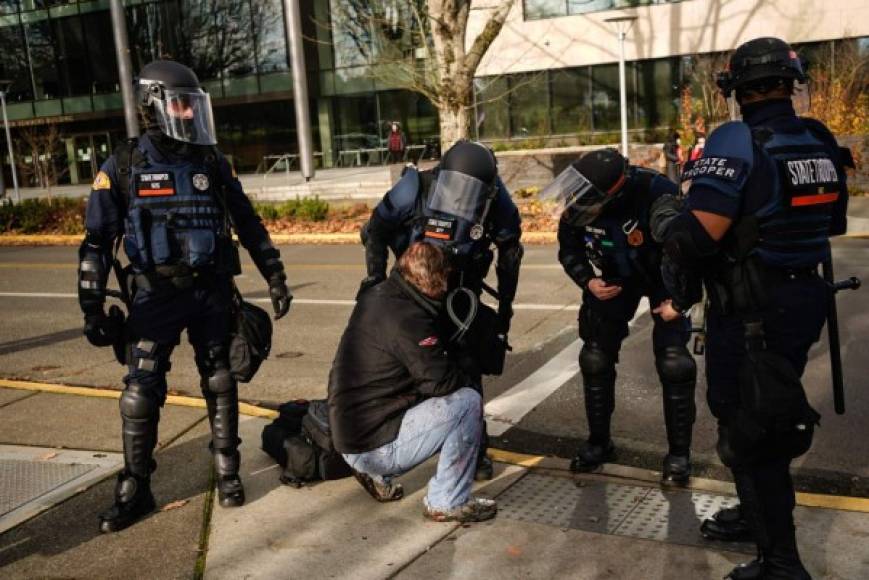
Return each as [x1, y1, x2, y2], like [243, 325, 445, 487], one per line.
[260, 399, 352, 488]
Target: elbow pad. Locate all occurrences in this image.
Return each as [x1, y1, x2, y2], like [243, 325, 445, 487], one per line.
[663, 211, 718, 269]
[78, 232, 111, 315]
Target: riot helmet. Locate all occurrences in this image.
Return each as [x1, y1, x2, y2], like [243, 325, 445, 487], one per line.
[539, 148, 628, 227]
[716, 37, 806, 101]
[428, 141, 499, 229]
[137, 60, 218, 146]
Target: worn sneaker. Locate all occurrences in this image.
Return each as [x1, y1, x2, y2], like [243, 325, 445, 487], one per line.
[352, 470, 404, 502]
[423, 497, 498, 523]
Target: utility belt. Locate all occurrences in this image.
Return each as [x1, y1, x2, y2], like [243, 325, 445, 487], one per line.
[706, 255, 820, 317]
[134, 264, 225, 294]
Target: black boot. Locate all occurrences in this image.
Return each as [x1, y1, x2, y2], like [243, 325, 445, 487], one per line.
[215, 449, 245, 508]
[657, 347, 697, 486]
[701, 505, 755, 542]
[474, 423, 494, 481]
[570, 439, 615, 472]
[725, 558, 764, 580]
[574, 345, 616, 473]
[662, 453, 692, 486]
[99, 470, 156, 533]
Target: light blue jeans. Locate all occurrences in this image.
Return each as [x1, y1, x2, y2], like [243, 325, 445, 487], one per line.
[343, 387, 482, 510]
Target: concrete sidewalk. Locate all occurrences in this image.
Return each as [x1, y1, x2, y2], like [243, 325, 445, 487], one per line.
[1, 384, 868, 579]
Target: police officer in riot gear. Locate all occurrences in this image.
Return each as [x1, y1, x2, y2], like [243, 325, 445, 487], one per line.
[652, 37, 849, 578]
[548, 148, 697, 484]
[79, 60, 292, 533]
[359, 140, 523, 480]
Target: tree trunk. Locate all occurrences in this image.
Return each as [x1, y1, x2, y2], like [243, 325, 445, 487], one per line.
[438, 101, 472, 151]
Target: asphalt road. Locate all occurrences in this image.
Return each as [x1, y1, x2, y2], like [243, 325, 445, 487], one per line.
[1, 240, 867, 493]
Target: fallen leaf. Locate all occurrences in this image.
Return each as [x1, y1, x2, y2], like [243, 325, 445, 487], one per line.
[40, 452, 58, 461]
[161, 499, 189, 512]
[506, 545, 523, 557]
[588, 516, 600, 523]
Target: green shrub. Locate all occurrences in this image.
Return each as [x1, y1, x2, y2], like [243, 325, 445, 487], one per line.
[253, 197, 330, 222]
[296, 196, 329, 221]
[0, 197, 85, 234]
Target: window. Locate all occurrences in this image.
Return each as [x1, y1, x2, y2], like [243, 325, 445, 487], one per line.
[24, 19, 60, 100]
[590, 63, 624, 131]
[252, 0, 289, 73]
[0, 20, 32, 101]
[509, 73, 551, 137]
[525, 0, 688, 21]
[635, 58, 678, 128]
[475, 77, 509, 139]
[550, 67, 591, 134]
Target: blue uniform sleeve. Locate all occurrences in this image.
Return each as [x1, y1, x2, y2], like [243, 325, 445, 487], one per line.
[373, 168, 420, 226]
[217, 156, 271, 252]
[557, 218, 593, 289]
[684, 121, 754, 220]
[84, 156, 125, 242]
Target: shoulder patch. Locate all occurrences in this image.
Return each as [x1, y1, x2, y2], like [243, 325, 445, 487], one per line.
[418, 335, 439, 347]
[681, 157, 747, 182]
[92, 171, 112, 191]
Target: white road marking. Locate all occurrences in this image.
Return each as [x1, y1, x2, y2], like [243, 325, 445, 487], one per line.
[0, 292, 578, 311]
[485, 298, 651, 436]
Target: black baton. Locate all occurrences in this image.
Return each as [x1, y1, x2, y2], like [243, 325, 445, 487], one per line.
[822, 259, 861, 415]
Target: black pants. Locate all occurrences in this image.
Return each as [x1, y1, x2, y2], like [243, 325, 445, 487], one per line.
[120, 277, 238, 476]
[705, 275, 828, 565]
[578, 282, 694, 452]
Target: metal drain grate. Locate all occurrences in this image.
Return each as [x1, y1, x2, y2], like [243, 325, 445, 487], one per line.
[0, 459, 95, 516]
[498, 473, 752, 553]
[0, 446, 123, 534]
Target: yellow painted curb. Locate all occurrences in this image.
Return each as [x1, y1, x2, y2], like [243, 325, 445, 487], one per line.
[4, 377, 868, 513]
[488, 448, 546, 468]
[0, 231, 561, 246]
[0, 378, 277, 419]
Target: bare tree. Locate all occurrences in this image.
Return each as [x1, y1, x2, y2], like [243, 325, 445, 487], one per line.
[326, 0, 515, 149]
[16, 124, 68, 194]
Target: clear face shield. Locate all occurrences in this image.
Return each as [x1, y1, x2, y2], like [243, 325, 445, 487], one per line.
[147, 85, 218, 146]
[428, 170, 491, 222]
[538, 166, 613, 227]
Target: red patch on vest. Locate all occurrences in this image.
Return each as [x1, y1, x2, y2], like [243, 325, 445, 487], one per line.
[418, 336, 439, 347]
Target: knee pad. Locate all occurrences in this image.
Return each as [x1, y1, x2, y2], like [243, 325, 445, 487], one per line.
[656, 346, 697, 385]
[579, 344, 614, 377]
[207, 367, 236, 395]
[120, 383, 159, 421]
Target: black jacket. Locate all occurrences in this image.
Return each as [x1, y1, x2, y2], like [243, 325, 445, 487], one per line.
[328, 270, 473, 454]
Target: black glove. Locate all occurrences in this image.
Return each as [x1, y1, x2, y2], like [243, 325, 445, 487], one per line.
[83, 306, 124, 347]
[356, 274, 385, 300]
[268, 275, 292, 320]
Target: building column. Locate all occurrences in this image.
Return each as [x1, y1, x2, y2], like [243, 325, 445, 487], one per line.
[317, 98, 333, 168]
[65, 138, 79, 185]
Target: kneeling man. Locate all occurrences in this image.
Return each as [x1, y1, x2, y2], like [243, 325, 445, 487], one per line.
[328, 242, 496, 523]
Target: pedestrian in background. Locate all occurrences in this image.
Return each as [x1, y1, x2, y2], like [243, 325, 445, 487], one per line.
[387, 121, 406, 164]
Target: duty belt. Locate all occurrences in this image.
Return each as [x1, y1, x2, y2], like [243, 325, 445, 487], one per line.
[134, 265, 219, 293]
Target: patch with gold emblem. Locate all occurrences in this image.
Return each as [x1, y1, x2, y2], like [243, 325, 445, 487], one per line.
[627, 228, 644, 247]
[92, 171, 112, 191]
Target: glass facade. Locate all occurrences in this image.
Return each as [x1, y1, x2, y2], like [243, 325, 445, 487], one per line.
[0, 2, 864, 187]
[475, 56, 681, 140]
[525, 0, 689, 21]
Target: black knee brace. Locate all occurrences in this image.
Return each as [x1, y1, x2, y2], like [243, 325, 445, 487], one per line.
[119, 382, 160, 477]
[199, 344, 240, 452]
[579, 344, 616, 445]
[656, 346, 697, 456]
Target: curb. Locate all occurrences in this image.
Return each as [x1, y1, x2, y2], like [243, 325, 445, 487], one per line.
[3, 377, 869, 514]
